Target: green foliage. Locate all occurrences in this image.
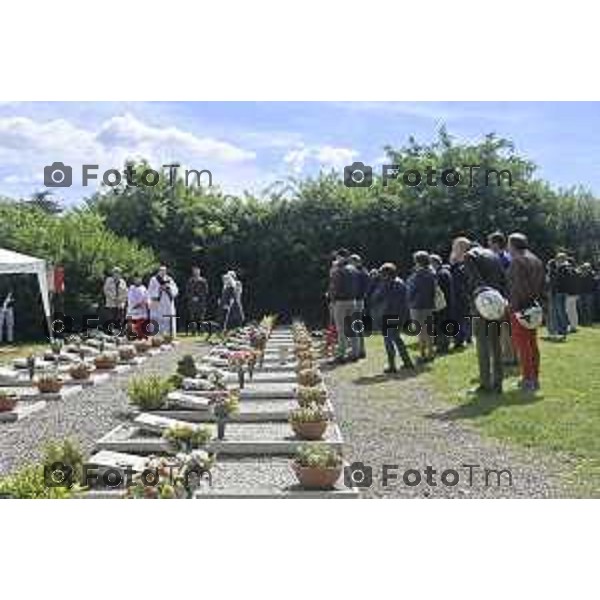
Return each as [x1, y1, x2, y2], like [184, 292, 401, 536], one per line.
[128, 375, 173, 410]
[163, 423, 212, 448]
[0, 464, 74, 499]
[290, 405, 328, 423]
[43, 438, 85, 483]
[176, 355, 197, 378]
[295, 445, 342, 469]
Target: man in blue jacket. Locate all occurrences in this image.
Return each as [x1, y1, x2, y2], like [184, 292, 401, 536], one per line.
[372, 263, 414, 373]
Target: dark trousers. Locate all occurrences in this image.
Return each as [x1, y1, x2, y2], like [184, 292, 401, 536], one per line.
[187, 302, 206, 332]
[474, 317, 503, 391]
[579, 293, 594, 325]
[383, 328, 413, 368]
[550, 293, 568, 336]
[434, 309, 451, 353]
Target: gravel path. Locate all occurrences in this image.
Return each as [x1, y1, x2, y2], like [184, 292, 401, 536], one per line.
[328, 366, 570, 498]
[0, 341, 207, 476]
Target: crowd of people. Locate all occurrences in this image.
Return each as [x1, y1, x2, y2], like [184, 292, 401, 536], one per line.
[326, 233, 600, 394]
[101, 264, 245, 338]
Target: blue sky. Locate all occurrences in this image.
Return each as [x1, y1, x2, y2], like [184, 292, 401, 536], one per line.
[0, 101, 599, 203]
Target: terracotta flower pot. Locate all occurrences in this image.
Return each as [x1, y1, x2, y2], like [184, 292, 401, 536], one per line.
[0, 395, 17, 412]
[37, 379, 63, 394]
[292, 463, 341, 490]
[69, 365, 92, 380]
[291, 420, 328, 441]
[94, 353, 118, 370]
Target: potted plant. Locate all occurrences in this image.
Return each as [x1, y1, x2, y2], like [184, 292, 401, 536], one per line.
[292, 445, 342, 490]
[297, 368, 323, 388]
[163, 423, 212, 453]
[118, 345, 136, 362]
[94, 352, 118, 370]
[0, 390, 17, 412]
[296, 385, 328, 407]
[36, 373, 64, 394]
[177, 355, 197, 378]
[128, 375, 173, 411]
[133, 339, 151, 354]
[212, 391, 239, 440]
[151, 335, 164, 348]
[69, 362, 94, 381]
[290, 405, 329, 440]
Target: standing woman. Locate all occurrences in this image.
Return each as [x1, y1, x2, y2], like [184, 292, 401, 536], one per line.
[407, 251, 436, 364]
[126, 274, 149, 339]
[220, 271, 244, 332]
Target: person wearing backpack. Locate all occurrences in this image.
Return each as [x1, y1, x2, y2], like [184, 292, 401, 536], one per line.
[430, 254, 454, 355]
[455, 237, 507, 394]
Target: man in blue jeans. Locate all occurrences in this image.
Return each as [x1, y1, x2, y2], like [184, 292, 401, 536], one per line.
[371, 263, 414, 373]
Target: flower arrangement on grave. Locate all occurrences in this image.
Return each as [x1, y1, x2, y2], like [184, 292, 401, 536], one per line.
[228, 350, 254, 388]
[94, 351, 119, 370]
[296, 385, 328, 407]
[127, 451, 215, 499]
[163, 423, 212, 452]
[118, 345, 136, 362]
[151, 335, 165, 348]
[128, 375, 173, 410]
[0, 390, 17, 412]
[26, 354, 36, 381]
[177, 355, 198, 378]
[292, 445, 342, 490]
[289, 405, 329, 440]
[260, 314, 277, 334]
[297, 368, 322, 388]
[36, 373, 64, 394]
[133, 339, 152, 354]
[211, 390, 239, 440]
[68, 361, 94, 381]
[296, 358, 314, 372]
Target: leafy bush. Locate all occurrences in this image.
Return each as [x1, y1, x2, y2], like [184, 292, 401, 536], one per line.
[128, 375, 174, 410]
[176, 355, 197, 378]
[296, 385, 328, 407]
[163, 424, 212, 448]
[0, 464, 74, 499]
[290, 406, 328, 423]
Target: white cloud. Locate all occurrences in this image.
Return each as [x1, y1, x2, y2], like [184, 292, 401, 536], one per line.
[283, 143, 357, 174]
[0, 113, 257, 194]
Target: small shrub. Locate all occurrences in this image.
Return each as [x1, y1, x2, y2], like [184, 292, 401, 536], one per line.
[294, 445, 342, 469]
[128, 375, 173, 410]
[176, 355, 197, 378]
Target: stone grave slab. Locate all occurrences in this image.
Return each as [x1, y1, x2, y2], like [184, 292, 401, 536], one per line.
[240, 382, 297, 400]
[15, 384, 83, 402]
[135, 413, 216, 436]
[0, 400, 47, 423]
[87, 450, 149, 475]
[194, 458, 358, 499]
[97, 421, 342, 456]
[248, 371, 297, 384]
[167, 390, 212, 410]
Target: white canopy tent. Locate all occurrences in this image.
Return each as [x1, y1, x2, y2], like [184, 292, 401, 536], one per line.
[0, 248, 53, 340]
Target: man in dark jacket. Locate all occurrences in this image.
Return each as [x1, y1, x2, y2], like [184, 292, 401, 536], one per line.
[407, 251, 436, 363]
[578, 263, 596, 325]
[372, 263, 414, 372]
[185, 266, 209, 332]
[547, 254, 570, 339]
[453, 237, 507, 393]
[507, 233, 545, 392]
[329, 251, 361, 362]
[430, 254, 454, 354]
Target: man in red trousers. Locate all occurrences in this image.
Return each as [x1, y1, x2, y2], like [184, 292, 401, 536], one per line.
[506, 233, 545, 392]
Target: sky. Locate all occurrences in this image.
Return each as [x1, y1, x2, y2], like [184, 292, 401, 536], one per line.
[1, 101, 599, 204]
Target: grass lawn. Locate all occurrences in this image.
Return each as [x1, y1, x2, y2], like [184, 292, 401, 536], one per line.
[0, 341, 47, 366]
[331, 327, 600, 496]
[426, 327, 600, 495]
